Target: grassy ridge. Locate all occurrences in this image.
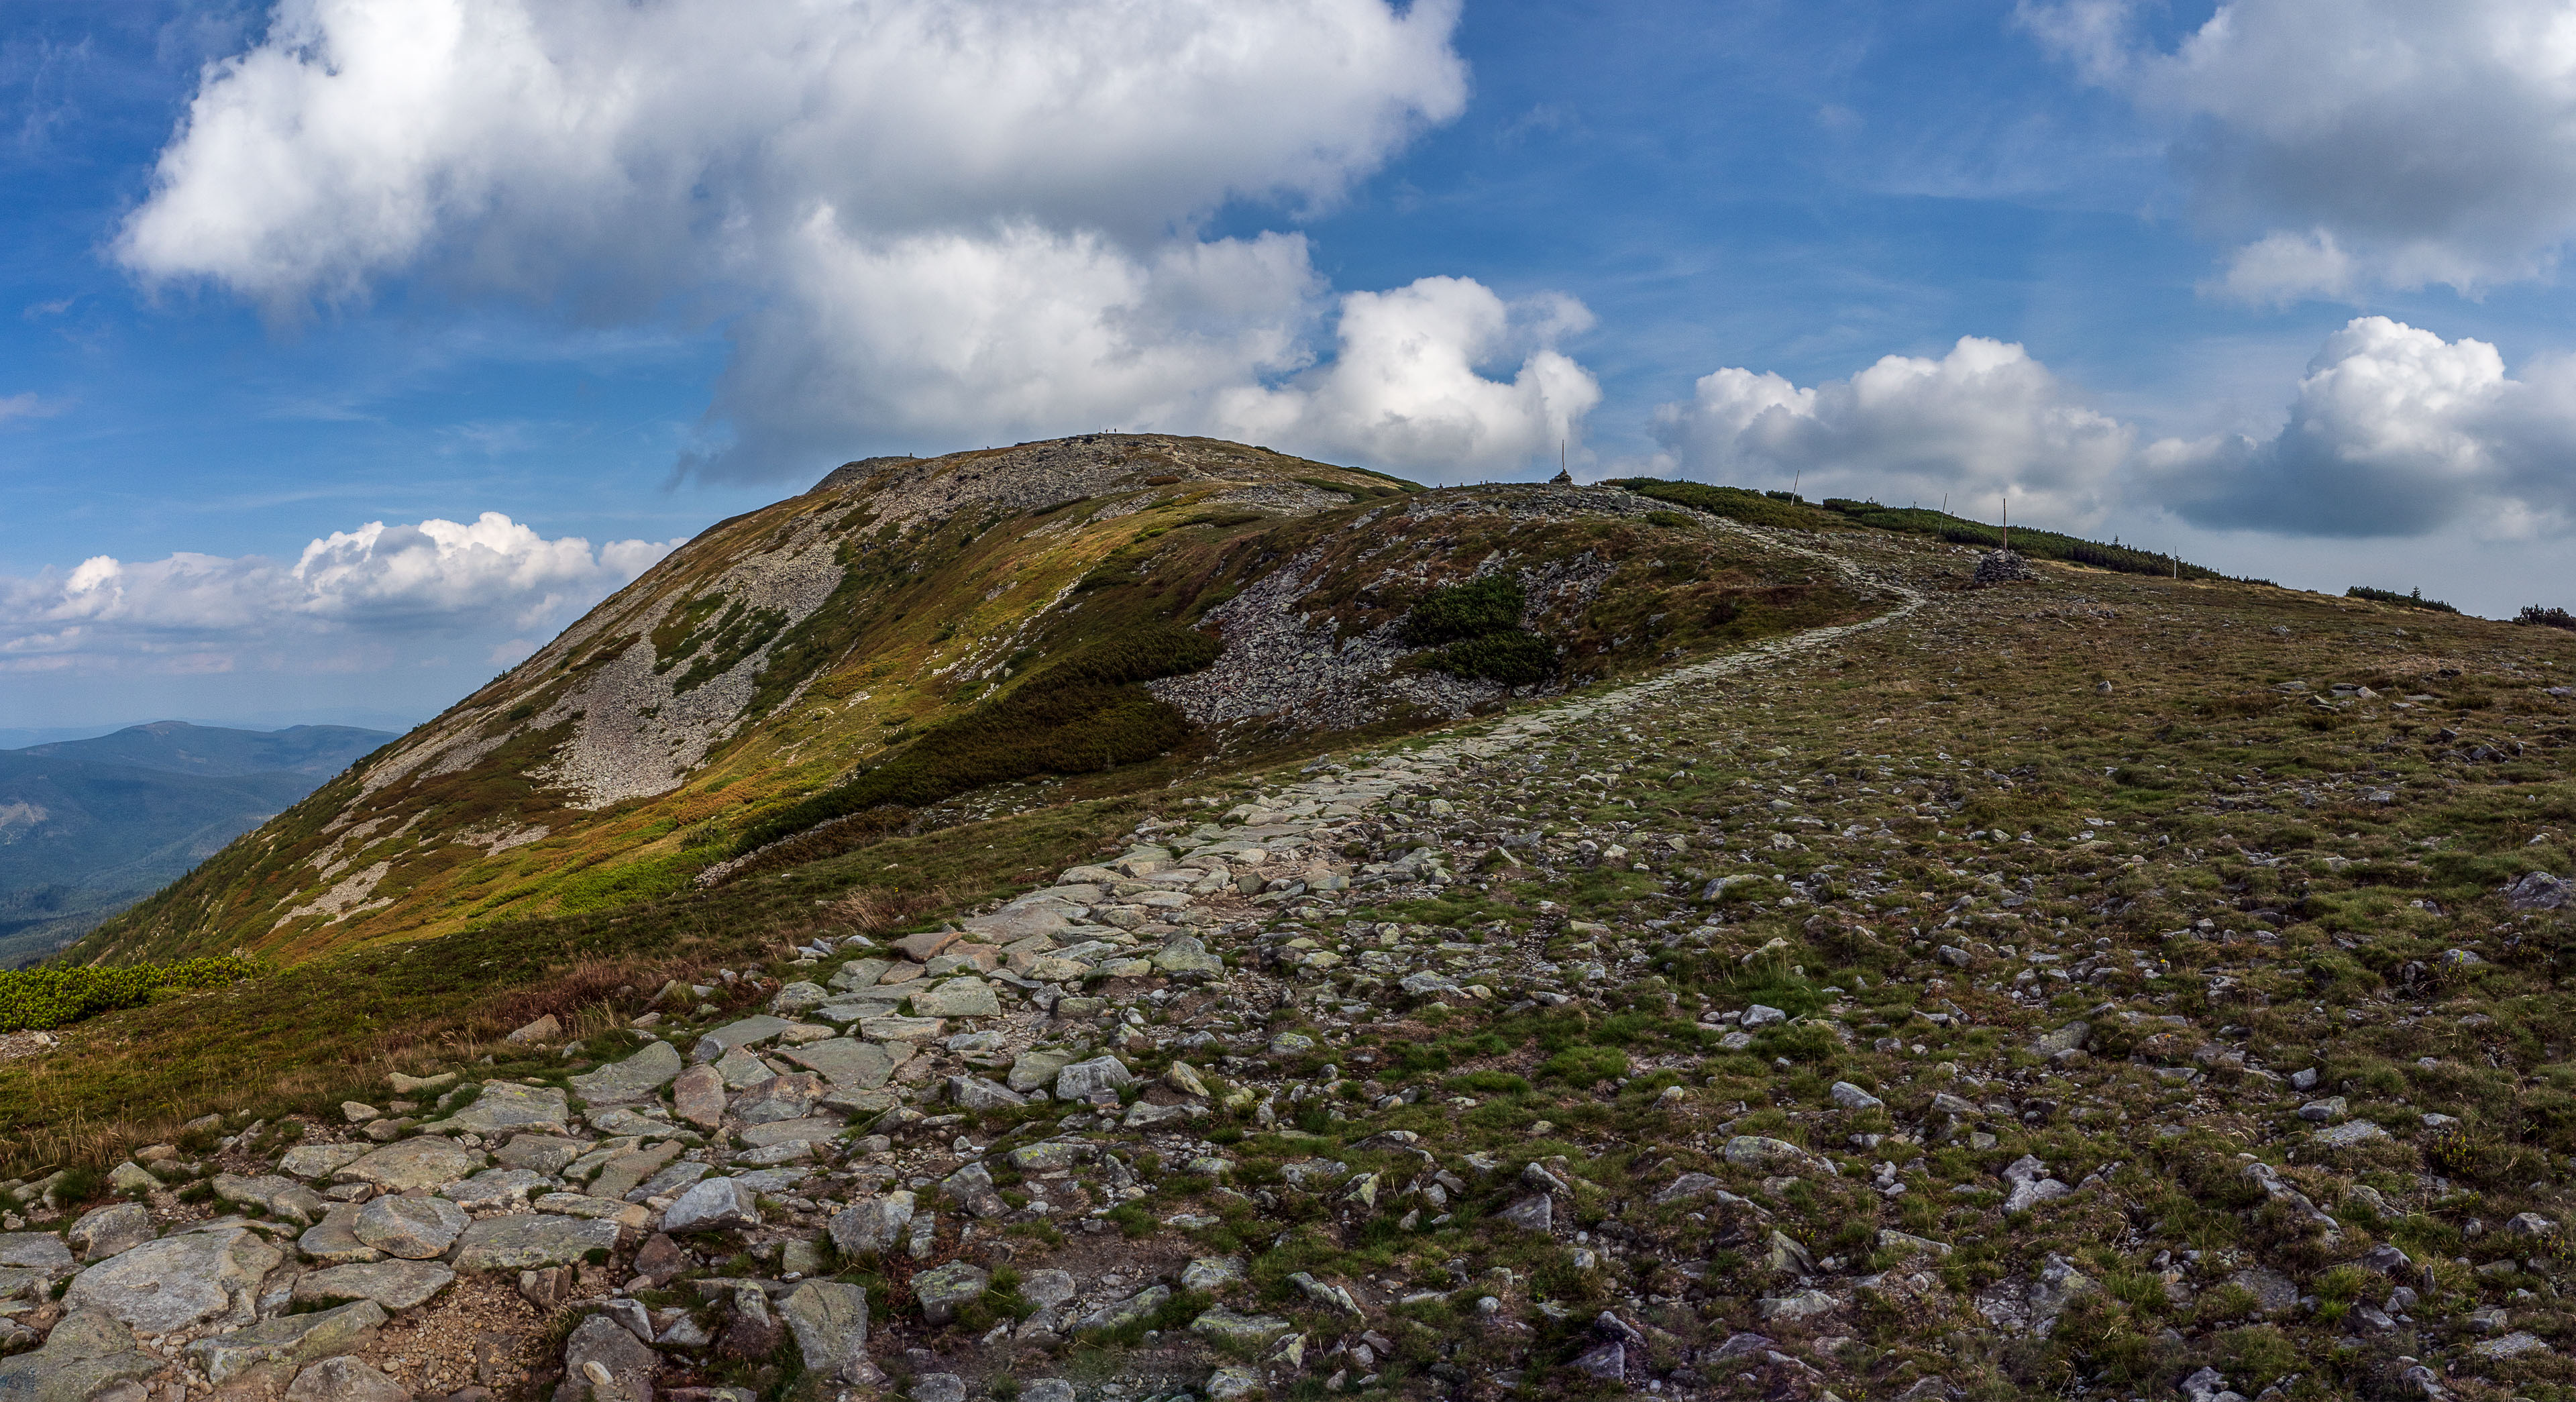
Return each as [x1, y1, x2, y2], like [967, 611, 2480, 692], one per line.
[1608, 478, 2227, 580]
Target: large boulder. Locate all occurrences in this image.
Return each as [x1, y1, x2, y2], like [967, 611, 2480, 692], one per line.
[913, 1262, 989, 1326]
[569, 1041, 686, 1105]
[450, 1215, 622, 1272]
[777, 1038, 894, 1089]
[293, 1258, 457, 1311]
[0, 1309, 157, 1401]
[284, 1356, 413, 1402]
[1053, 1055, 1135, 1101]
[68, 1203, 155, 1262]
[780, 1279, 873, 1383]
[336, 1137, 486, 1192]
[353, 1195, 470, 1260]
[427, 1081, 569, 1135]
[65, 1226, 282, 1332]
[661, 1177, 761, 1234]
[827, 1193, 915, 1256]
[186, 1299, 388, 1384]
[557, 1311, 656, 1402]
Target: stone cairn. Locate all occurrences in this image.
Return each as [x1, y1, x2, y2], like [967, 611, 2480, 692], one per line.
[1972, 549, 2039, 587]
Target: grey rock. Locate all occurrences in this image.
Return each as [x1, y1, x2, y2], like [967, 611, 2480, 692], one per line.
[1006, 1140, 1096, 1172]
[337, 1137, 486, 1192]
[2470, 1331, 2551, 1359]
[0, 1309, 158, 1402]
[186, 1299, 388, 1383]
[672, 1065, 727, 1128]
[2504, 871, 2570, 911]
[1829, 1081, 1884, 1112]
[941, 1163, 1008, 1219]
[662, 1177, 761, 1234]
[1739, 1004, 1786, 1028]
[354, 1194, 470, 1259]
[1191, 1306, 1292, 1348]
[66, 1226, 282, 1332]
[430, 1081, 569, 1135]
[213, 1172, 326, 1226]
[1723, 1135, 1829, 1175]
[293, 1258, 457, 1311]
[1179, 1257, 1244, 1291]
[913, 1260, 990, 1325]
[68, 1203, 154, 1262]
[2312, 1120, 2387, 1148]
[449, 1214, 622, 1271]
[1053, 1055, 1135, 1100]
[284, 1356, 413, 1402]
[729, 1073, 825, 1125]
[1654, 1173, 1719, 1203]
[780, 1279, 871, 1383]
[1499, 1193, 1553, 1232]
[771, 981, 830, 1016]
[1758, 1289, 1836, 1322]
[911, 1375, 967, 1402]
[738, 1116, 841, 1149]
[493, 1134, 589, 1175]
[570, 1041, 685, 1105]
[446, 1167, 551, 1211]
[1006, 1048, 1080, 1093]
[827, 1193, 916, 1256]
[692, 1016, 793, 1061]
[560, 1311, 657, 1402]
[278, 1143, 372, 1181]
[910, 977, 1001, 1018]
[2224, 1267, 2298, 1315]
[1075, 1285, 1171, 1332]
[947, 1075, 1024, 1110]
[298, 1204, 384, 1266]
[2031, 1021, 2089, 1057]
[777, 1038, 894, 1089]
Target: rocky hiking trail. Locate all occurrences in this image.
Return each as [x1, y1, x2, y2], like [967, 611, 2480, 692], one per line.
[9, 524, 2576, 1402]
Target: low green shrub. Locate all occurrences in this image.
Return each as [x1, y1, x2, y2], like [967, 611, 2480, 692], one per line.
[0, 956, 261, 1032]
[1401, 576, 1526, 646]
[1432, 631, 1558, 685]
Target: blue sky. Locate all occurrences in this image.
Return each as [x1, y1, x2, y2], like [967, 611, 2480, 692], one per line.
[7, 0, 2576, 730]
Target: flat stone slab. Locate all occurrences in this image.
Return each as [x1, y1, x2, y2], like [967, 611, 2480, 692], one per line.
[293, 1258, 456, 1311]
[781, 1279, 872, 1383]
[277, 1142, 371, 1181]
[740, 1116, 845, 1149]
[2313, 1121, 2388, 1147]
[570, 1040, 685, 1104]
[777, 1036, 895, 1089]
[859, 1014, 946, 1041]
[0, 1309, 156, 1401]
[186, 1299, 386, 1384]
[427, 1081, 569, 1135]
[337, 1136, 486, 1191]
[694, 1016, 794, 1061]
[911, 977, 1002, 1018]
[354, 1195, 469, 1259]
[0, 1232, 73, 1278]
[449, 1214, 622, 1271]
[962, 905, 1073, 941]
[492, 1134, 587, 1175]
[66, 1226, 284, 1334]
[297, 1205, 383, 1266]
[441, 1168, 549, 1211]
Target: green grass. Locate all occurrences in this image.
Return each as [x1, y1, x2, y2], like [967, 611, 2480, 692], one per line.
[0, 957, 261, 1032]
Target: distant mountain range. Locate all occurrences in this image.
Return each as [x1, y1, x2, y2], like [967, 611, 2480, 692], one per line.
[0, 721, 397, 964]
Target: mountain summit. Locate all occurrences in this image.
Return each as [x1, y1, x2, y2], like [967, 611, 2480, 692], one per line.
[78, 436, 1868, 963]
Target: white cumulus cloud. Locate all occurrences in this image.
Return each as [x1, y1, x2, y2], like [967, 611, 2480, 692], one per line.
[1650, 337, 2133, 528]
[1216, 278, 1601, 478]
[118, 0, 1585, 480]
[0, 513, 681, 671]
[2142, 317, 2576, 537]
[2021, 0, 2576, 300]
